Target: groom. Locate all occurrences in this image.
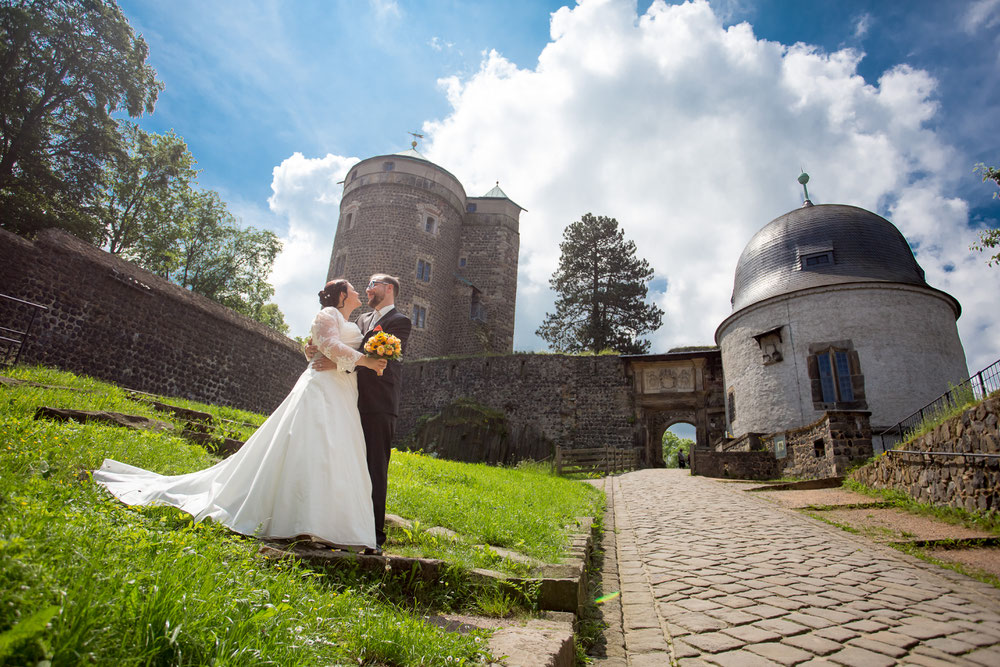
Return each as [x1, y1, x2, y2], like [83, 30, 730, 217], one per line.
[355, 274, 411, 553]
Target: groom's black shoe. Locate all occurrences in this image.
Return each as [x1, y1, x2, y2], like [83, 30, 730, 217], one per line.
[362, 546, 383, 556]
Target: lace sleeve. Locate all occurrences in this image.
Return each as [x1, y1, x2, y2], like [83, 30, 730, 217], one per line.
[311, 309, 362, 371]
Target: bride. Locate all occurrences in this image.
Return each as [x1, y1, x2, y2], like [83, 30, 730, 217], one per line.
[93, 280, 387, 550]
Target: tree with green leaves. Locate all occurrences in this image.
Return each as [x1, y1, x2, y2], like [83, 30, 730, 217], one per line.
[163, 188, 287, 332]
[0, 0, 162, 239]
[97, 122, 195, 256]
[537, 213, 664, 354]
[972, 163, 1000, 266]
[662, 430, 693, 468]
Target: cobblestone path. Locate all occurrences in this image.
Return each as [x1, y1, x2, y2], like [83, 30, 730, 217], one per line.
[598, 470, 1000, 666]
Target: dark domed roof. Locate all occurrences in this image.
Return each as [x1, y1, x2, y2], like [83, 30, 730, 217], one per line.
[730, 203, 945, 312]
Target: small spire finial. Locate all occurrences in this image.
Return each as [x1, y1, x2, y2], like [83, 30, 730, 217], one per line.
[797, 170, 813, 207]
[407, 130, 424, 150]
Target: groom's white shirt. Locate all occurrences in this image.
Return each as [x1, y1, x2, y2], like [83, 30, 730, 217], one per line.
[367, 304, 396, 332]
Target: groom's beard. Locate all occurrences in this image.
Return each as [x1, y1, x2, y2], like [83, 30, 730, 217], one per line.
[368, 294, 383, 309]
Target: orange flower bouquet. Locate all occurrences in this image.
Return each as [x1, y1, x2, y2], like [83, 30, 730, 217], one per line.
[363, 325, 402, 375]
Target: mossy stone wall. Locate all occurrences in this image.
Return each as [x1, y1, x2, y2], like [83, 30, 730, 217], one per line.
[850, 396, 1000, 512]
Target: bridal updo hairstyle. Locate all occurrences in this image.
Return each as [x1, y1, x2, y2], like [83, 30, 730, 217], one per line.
[319, 279, 349, 309]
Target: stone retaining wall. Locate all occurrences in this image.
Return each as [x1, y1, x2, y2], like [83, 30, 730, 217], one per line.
[690, 449, 779, 480]
[718, 433, 764, 453]
[774, 411, 873, 479]
[0, 228, 303, 413]
[850, 396, 1000, 512]
[399, 354, 640, 460]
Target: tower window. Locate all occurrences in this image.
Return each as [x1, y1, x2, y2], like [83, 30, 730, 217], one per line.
[412, 305, 427, 329]
[807, 342, 866, 409]
[466, 203, 477, 213]
[817, 350, 854, 403]
[800, 250, 834, 270]
[416, 259, 431, 282]
[383, 161, 395, 171]
[424, 216, 437, 234]
[344, 212, 353, 229]
[814, 439, 826, 458]
[470, 291, 486, 322]
[332, 254, 346, 278]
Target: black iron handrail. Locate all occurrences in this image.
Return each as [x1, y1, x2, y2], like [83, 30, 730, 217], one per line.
[887, 450, 1000, 459]
[879, 357, 1000, 448]
[0, 293, 48, 367]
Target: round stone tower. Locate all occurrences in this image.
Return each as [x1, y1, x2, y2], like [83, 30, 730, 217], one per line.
[327, 147, 521, 359]
[715, 192, 968, 438]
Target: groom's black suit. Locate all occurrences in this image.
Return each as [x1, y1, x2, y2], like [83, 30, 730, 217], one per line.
[356, 306, 411, 547]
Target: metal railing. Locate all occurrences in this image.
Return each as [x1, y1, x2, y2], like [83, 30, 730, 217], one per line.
[0, 294, 48, 367]
[879, 357, 1000, 448]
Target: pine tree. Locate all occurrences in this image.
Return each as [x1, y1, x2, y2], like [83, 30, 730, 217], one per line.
[537, 213, 664, 354]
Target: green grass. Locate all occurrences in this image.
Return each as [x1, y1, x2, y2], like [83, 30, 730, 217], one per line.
[890, 542, 1000, 590]
[1, 365, 265, 443]
[388, 454, 601, 565]
[0, 366, 603, 664]
[895, 383, 979, 446]
[804, 509, 1000, 591]
[843, 479, 1000, 536]
[0, 420, 492, 665]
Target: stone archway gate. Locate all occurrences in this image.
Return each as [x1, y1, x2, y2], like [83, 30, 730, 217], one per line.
[623, 350, 727, 466]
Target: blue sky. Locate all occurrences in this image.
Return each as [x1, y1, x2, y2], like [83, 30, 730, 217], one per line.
[117, 0, 1000, 413]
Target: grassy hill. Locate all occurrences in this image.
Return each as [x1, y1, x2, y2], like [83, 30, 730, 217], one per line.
[0, 366, 601, 665]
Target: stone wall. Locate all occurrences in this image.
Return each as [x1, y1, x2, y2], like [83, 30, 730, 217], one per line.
[405, 399, 552, 465]
[718, 433, 764, 453]
[772, 411, 873, 479]
[690, 449, 779, 480]
[849, 396, 1000, 513]
[0, 228, 303, 413]
[398, 354, 640, 460]
[692, 411, 872, 480]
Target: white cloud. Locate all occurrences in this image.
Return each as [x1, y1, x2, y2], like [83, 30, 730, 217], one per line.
[429, 36, 454, 52]
[269, 0, 999, 370]
[853, 12, 873, 40]
[419, 0, 998, 366]
[369, 0, 401, 21]
[268, 152, 358, 337]
[963, 0, 1000, 33]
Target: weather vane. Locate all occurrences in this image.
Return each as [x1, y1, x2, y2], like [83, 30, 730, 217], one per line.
[407, 131, 424, 149]
[797, 169, 811, 204]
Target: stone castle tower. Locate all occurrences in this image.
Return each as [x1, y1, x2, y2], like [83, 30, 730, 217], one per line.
[326, 146, 522, 359]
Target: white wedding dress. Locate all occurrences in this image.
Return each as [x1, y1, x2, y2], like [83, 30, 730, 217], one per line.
[93, 307, 376, 549]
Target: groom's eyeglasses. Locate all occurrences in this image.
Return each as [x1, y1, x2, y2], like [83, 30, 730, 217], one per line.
[367, 280, 388, 289]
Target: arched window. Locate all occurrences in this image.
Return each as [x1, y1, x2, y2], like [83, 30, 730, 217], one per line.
[807, 341, 867, 409]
